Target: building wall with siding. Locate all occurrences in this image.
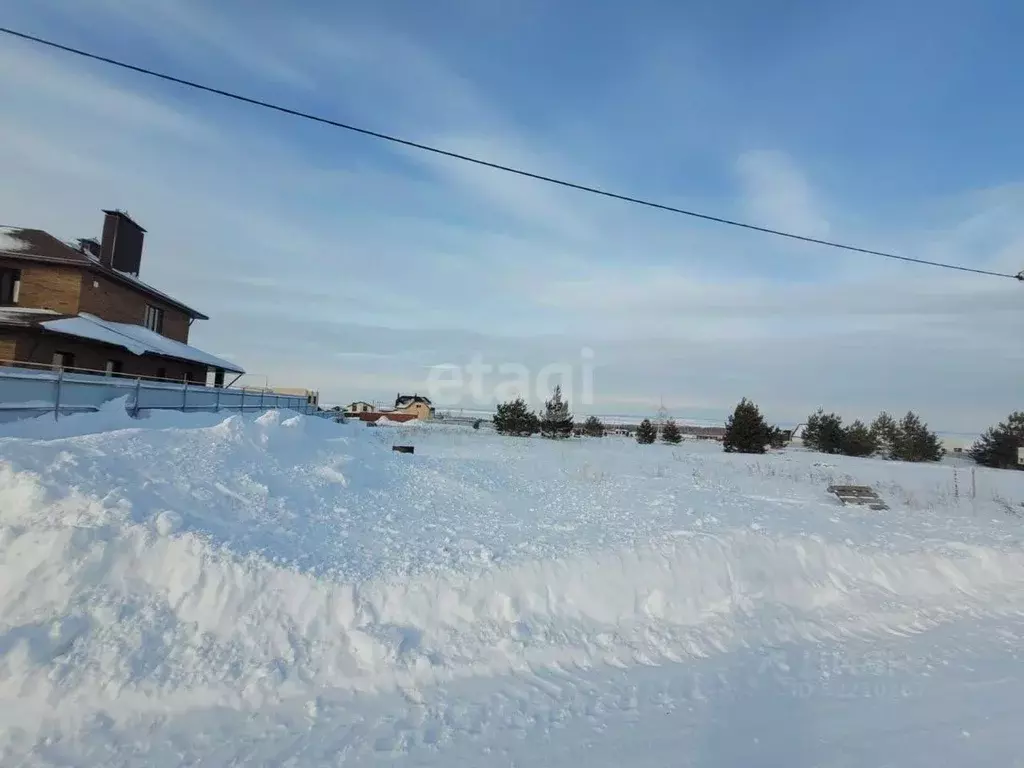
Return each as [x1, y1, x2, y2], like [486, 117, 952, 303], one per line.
[396, 401, 433, 420]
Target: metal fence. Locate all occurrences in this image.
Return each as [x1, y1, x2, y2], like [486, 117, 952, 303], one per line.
[0, 364, 319, 423]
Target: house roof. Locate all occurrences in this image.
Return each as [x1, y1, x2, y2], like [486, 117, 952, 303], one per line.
[38, 313, 244, 373]
[0, 226, 208, 320]
[395, 393, 433, 407]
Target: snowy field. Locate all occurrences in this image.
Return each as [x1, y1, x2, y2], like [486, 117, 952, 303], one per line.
[2, 403, 1024, 766]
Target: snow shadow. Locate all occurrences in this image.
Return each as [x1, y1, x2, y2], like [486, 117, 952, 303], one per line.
[695, 646, 817, 767]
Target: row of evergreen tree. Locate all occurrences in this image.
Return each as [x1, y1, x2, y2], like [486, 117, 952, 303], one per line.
[492, 387, 576, 438]
[492, 387, 687, 444]
[801, 408, 943, 462]
[634, 418, 682, 444]
[491, 389, 1024, 471]
[720, 400, 944, 461]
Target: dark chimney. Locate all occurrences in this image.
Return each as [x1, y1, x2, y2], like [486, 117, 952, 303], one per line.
[100, 209, 146, 276]
[77, 238, 101, 260]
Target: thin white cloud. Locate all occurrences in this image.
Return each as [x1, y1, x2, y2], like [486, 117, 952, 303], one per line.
[0, 42, 210, 142]
[0, 117, 111, 180]
[409, 133, 600, 243]
[80, 0, 314, 88]
[736, 149, 831, 239]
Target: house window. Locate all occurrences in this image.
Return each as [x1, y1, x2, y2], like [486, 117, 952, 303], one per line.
[52, 351, 75, 371]
[0, 268, 20, 305]
[144, 305, 164, 333]
[105, 359, 123, 376]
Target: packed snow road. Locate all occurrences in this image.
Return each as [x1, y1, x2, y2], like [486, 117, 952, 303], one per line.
[1, 405, 1023, 765]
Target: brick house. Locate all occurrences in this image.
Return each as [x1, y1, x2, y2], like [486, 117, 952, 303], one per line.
[393, 393, 434, 420]
[0, 209, 243, 384]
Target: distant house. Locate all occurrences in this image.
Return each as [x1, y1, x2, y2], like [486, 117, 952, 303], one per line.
[393, 393, 434, 420]
[0, 209, 243, 385]
[677, 424, 725, 439]
[346, 401, 375, 414]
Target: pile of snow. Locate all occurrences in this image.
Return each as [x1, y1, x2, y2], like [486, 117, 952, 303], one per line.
[2, 410, 1024, 764]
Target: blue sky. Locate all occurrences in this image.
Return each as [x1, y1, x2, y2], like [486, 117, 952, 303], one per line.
[0, 0, 1022, 432]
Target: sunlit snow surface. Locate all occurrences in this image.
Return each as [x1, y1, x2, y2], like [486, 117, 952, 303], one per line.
[1, 404, 1023, 766]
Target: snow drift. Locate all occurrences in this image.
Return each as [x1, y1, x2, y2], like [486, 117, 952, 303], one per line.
[2, 410, 1024, 762]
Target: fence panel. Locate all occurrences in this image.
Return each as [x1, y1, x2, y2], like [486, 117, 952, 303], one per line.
[0, 365, 315, 423]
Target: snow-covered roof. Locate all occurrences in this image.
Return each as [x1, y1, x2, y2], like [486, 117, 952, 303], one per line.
[0, 228, 31, 253]
[40, 313, 245, 373]
[396, 394, 433, 407]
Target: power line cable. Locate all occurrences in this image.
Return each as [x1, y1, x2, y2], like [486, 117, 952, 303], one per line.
[1, 25, 1020, 282]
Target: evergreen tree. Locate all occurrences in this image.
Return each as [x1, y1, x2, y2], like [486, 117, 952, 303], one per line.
[892, 411, 944, 462]
[803, 408, 845, 454]
[841, 419, 878, 457]
[539, 384, 574, 439]
[661, 418, 682, 444]
[636, 418, 657, 444]
[492, 396, 540, 437]
[802, 409, 823, 450]
[767, 425, 788, 449]
[869, 411, 899, 459]
[969, 411, 1024, 470]
[583, 415, 606, 437]
[723, 398, 770, 454]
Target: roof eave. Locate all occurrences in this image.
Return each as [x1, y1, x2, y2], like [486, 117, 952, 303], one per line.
[140, 348, 244, 374]
[87, 264, 209, 319]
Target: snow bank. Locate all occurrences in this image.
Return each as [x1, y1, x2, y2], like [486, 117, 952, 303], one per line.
[2, 410, 1024, 757]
